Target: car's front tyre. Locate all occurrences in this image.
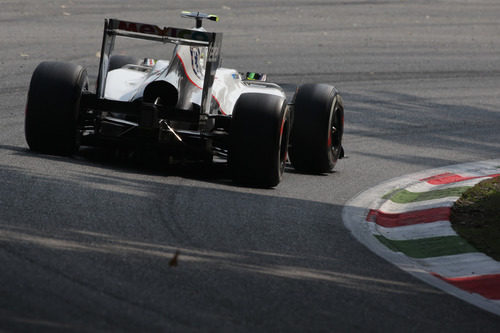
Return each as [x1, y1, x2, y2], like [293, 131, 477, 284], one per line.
[108, 55, 142, 72]
[289, 83, 344, 173]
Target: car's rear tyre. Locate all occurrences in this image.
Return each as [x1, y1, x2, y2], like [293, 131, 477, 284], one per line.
[230, 93, 290, 187]
[289, 83, 344, 173]
[108, 55, 142, 71]
[25, 61, 88, 155]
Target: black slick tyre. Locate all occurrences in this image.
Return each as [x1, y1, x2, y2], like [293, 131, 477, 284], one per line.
[289, 83, 344, 173]
[108, 55, 142, 71]
[25, 61, 88, 155]
[230, 93, 290, 187]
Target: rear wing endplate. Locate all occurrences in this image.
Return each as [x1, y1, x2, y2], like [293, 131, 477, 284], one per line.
[96, 18, 222, 114]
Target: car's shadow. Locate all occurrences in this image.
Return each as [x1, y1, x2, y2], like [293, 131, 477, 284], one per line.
[78, 145, 237, 185]
[78, 145, 319, 188]
[3, 143, 333, 188]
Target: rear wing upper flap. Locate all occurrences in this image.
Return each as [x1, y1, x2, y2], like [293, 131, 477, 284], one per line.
[107, 18, 219, 46]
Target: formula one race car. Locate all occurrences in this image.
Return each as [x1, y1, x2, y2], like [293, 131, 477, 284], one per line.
[25, 11, 344, 187]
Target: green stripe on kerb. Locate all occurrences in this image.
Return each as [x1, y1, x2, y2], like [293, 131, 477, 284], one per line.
[382, 186, 470, 204]
[375, 235, 478, 258]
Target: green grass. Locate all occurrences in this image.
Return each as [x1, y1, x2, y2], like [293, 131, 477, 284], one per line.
[450, 176, 500, 261]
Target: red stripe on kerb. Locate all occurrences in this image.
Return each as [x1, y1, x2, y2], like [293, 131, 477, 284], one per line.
[176, 53, 225, 115]
[366, 207, 450, 227]
[421, 172, 500, 185]
[432, 272, 500, 300]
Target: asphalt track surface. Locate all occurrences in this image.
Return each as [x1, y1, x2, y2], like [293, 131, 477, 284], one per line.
[1, 1, 500, 331]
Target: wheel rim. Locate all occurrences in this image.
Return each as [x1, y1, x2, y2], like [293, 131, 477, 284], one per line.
[279, 114, 289, 175]
[328, 101, 343, 155]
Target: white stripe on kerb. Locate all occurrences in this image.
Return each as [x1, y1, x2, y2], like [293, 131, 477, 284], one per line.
[416, 253, 500, 278]
[374, 221, 456, 241]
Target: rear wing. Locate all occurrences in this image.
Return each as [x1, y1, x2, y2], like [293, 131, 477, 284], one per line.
[96, 18, 222, 114]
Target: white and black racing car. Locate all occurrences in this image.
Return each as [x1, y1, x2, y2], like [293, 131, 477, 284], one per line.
[25, 11, 344, 187]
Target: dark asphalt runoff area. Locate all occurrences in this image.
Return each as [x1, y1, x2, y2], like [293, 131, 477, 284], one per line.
[1, 1, 500, 331]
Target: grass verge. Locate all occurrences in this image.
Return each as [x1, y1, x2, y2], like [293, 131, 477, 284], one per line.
[450, 176, 500, 261]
